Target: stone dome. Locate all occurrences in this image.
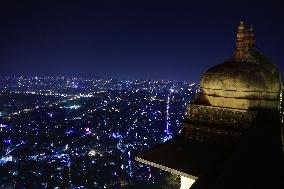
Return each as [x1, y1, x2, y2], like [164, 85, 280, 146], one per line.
[196, 22, 282, 110]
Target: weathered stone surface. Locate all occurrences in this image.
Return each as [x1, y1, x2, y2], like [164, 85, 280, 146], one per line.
[186, 104, 258, 128]
[199, 48, 282, 110]
[195, 93, 280, 110]
[200, 88, 279, 100]
[201, 59, 281, 94]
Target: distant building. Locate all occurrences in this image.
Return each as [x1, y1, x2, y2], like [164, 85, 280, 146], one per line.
[136, 22, 284, 189]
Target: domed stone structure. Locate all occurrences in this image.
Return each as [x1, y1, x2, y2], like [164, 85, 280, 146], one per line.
[196, 22, 282, 110]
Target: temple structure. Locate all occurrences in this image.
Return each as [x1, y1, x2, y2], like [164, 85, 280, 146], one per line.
[135, 22, 284, 189]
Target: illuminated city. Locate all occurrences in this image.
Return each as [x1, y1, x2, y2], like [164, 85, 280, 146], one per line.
[0, 1, 284, 189]
[0, 76, 198, 188]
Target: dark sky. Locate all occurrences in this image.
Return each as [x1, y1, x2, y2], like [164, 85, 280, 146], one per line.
[0, 0, 283, 81]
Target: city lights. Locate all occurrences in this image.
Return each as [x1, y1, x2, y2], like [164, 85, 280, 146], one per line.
[0, 76, 197, 188]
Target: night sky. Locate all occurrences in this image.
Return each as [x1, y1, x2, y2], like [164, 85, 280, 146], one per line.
[0, 0, 283, 81]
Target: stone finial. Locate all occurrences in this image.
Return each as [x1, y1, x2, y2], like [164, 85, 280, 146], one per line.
[248, 25, 255, 47]
[232, 21, 255, 62]
[234, 21, 246, 60]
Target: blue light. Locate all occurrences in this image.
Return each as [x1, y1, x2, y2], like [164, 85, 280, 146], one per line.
[0, 124, 7, 128]
[65, 130, 76, 134]
[4, 139, 12, 144]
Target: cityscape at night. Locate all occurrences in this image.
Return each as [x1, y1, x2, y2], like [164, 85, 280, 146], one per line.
[0, 76, 198, 188]
[1, 1, 284, 189]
